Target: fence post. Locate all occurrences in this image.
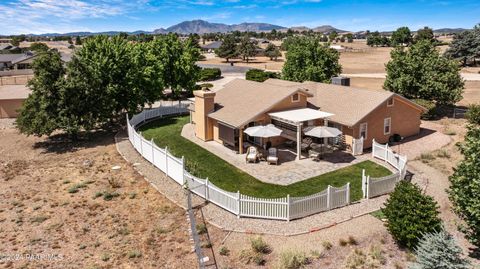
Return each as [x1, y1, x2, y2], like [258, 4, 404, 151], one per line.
[151, 139, 155, 163]
[327, 185, 332, 210]
[237, 191, 241, 218]
[346, 182, 350, 204]
[205, 178, 209, 200]
[361, 169, 366, 199]
[139, 132, 143, 155]
[165, 146, 169, 176]
[286, 194, 290, 222]
[181, 156, 185, 185]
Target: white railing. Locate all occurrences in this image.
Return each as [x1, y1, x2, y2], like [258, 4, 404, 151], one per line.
[363, 139, 408, 198]
[127, 105, 353, 221]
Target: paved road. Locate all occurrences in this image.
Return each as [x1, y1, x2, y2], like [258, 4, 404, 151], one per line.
[342, 72, 480, 81]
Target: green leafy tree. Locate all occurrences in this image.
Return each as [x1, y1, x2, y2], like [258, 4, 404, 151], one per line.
[29, 42, 49, 52]
[391, 26, 413, 46]
[16, 51, 67, 136]
[246, 69, 280, 82]
[238, 36, 257, 63]
[384, 40, 464, 105]
[415, 27, 435, 43]
[383, 181, 442, 250]
[75, 36, 82, 45]
[216, 35, 239, 62]
[367, 31, 390, 47]
[328, 31, 338, 42]
[410, 229, 470, 269]
[345, 33, 354, 43]
[264, 43, 281, 61]
[282, 36, 342, 83]
[445, 24, 480, 66]
[448, 125, 480, 247]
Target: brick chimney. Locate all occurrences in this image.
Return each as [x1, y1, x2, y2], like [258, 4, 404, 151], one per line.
[193, 89, 216, 141]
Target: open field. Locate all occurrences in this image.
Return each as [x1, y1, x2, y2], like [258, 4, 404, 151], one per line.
[0, 125, 196, 269]
[139, 115, 391, 200]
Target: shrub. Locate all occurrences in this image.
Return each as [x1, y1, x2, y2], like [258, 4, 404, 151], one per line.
[127, 250, 142, 259]
[383, 181, 442, 249]
[466, 103, 480, 125]
[348, 236, 358, 245]
[414, 99, 437, 120]
[199, 68, 221, 81]
[102, 191, 119, 201]
[419, 153, 435, 163]
[239, 249, 265, 265]
[344, 246, 386, 269]
[250, 236, 271, 254]
[219, 246, 230, 256]
[410, 229, 470, 269]
[246, 69, 280, 82]
[322, 241, 333, 250]
[196, 223, 207, 235]
[277, 250, 309, 269]
[339, 238, 349, 247]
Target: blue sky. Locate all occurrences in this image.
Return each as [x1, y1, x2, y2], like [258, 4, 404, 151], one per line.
[0, 0, 478, 35]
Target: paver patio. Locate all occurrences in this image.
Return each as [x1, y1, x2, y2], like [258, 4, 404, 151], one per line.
[181, 123, 376, 185]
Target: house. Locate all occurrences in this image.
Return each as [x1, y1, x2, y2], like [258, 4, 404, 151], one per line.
[0, 52, 37, 71]
[201, 41, 222, 52]
[190, 78, 425, 158]
[0, 85, 31, 118]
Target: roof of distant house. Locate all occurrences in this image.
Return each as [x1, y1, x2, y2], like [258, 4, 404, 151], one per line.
[208, 79, 312, 128]
[201, 41, 222, 50]
[0, 85, 31, 100]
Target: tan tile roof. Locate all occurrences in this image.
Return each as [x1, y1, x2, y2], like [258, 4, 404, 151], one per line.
[265, 79, 424, 127]
[208, 79, 308, 128]
[0, 85, 31, 100]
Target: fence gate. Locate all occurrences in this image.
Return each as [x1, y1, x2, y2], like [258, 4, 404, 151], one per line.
[352, 137, 364, 156]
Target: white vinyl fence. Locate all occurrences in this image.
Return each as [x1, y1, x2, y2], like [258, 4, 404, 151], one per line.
[127, 105, 352, 221]
[362, 139, 408, 199]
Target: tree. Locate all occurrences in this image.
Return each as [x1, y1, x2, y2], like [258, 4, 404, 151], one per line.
[415, 27, 435, 43]
[410, 229, 470, 269]
[16, 51, 67, 136]
[29, 42, 49, 52]
[216, 35, 239, 62]
[238, 36, 257, 63]
[367, 31, 389, 47]
[328, 31, 338, 43]
[383, 181, 442, 250]
[264, 43, 281, 61]
[75, 36, 82, 45]
[391, 26, 413, 46]
[445, 24, 480, 66]
[246, 69, 280, 82]
[448, 125, 480, 247]
[282, 36, 342, 83]
[345, 33, 354, 43]
[465, 103, 480, 125]
[384, 40, 464, 105]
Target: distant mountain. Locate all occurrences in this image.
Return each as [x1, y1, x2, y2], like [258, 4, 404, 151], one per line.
[153, 20, 285, 34]
[312, 25, 347, 33]
[433, 28, 469, 34]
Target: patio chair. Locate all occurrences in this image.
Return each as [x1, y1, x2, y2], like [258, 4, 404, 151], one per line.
[267, 147, 279, 165]
[308, 149, 321, 162]
[246, 146, 259, 163]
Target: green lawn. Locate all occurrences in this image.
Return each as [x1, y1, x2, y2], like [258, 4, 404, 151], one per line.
[140, 116, 391, 200]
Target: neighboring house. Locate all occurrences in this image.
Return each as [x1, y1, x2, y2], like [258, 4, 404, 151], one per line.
[0, 52, 37, 71]
[0, 85, 31, 118]
[201, 41, 222, 52]
[190, 78, 425, 157]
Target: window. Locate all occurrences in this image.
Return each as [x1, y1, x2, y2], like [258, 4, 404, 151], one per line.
[359, 123, 367, 139]
[387, 98, 394, 107]
[291, 93, 299, 102]
[384, 118, 391, 135]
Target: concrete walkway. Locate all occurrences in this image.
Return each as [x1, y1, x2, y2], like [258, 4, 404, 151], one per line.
[115, 129, 417, 235]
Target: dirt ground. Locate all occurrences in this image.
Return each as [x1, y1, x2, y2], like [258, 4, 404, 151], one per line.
[0, 124, 197, 269]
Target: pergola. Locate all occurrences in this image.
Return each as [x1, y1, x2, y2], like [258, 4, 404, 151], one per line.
[269, 108, 334, 160]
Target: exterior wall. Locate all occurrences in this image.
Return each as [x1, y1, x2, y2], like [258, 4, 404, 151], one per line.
[0, 99, 24, 118]
[212, 119, 222, 143]
[352, 96, 422, 149]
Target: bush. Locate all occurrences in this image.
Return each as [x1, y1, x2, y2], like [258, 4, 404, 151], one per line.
[277, 250, 309, 269]
[246, 69, 280, 82]
[219, 246, 230, 256]
[250, 236, 271, 254]
[410, 229, 470, 269]
[344, 246, 386, 269]
[383, 181, 442, 249]
[199, 68, 221, 81]
[322, 241, 333, 250]
[414, 99, 437, 120]
[466, 103, 480, 125]
[239, 249, 265, 265]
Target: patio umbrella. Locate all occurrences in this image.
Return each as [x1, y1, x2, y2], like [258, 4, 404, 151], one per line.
[244, 124, 282, 138]
[304, 126, 342, 138]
